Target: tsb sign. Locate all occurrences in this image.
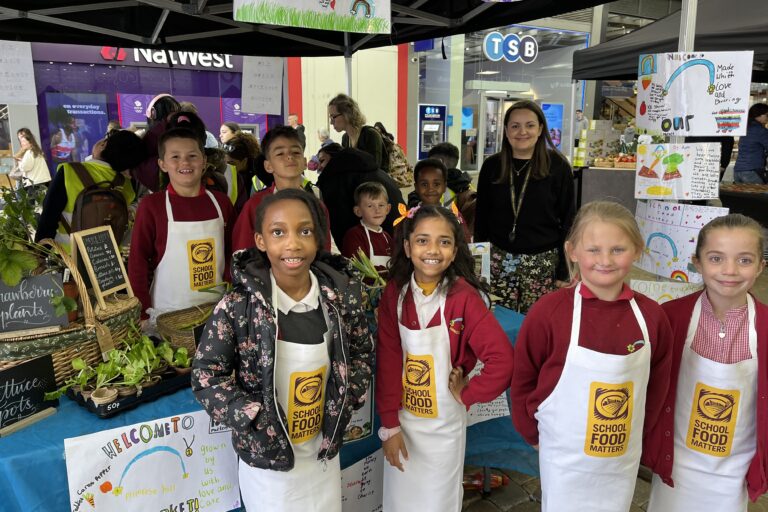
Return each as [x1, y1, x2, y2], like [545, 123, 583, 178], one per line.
[483, 32, 538, 64]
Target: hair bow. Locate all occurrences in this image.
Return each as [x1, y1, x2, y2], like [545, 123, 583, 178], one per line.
[393, 203, 420, 226]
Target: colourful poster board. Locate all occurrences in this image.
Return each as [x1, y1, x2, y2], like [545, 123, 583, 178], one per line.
[636, 51, 753, 136]
[635, 143, 721, 200]
[635, 200, 728, 283]
[630, 279, 702, 304]
[64, 410, 240, 512]
[234, 0, 391, 34]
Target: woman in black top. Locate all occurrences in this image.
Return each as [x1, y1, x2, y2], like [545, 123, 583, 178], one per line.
[475, 100, 576, 312]
[328, 94, 389, 172]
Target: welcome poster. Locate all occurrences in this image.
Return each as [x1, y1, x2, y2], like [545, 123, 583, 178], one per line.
[234, 0, 391, 34]
[636, 51, 753, 136]
[64, 411, 240, 512]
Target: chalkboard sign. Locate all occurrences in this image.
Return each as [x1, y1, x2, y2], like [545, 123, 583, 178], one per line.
[72, 226, 133, 309]
[0, 355, 58, 431]
[0, 274, 68, 337]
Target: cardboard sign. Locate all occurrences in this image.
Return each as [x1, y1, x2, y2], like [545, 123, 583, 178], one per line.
[0, 355, 58, 432]
[0, 274, 69, 337]
[341, 449, 384, 512]
[72, 226, 132, 309]
[635, 143, 721, 200]
[64, 410, 241, 512]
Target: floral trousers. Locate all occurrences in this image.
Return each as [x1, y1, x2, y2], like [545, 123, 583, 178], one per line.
[490, 246, 558, 313]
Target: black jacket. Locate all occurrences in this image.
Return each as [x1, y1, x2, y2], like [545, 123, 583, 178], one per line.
[317, 148, 405, 248]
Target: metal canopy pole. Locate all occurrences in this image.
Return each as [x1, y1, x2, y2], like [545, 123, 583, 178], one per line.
[344, 32, 353, 96]
[671, 0, 698, 144]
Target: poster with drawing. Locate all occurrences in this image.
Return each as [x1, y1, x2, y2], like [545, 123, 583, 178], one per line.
[341, 449, 384, 512]
[630, 279, 702, 304]
[64, 411, 240, 512]
[468, 243, 491, 285]
[635, 143, 721, 200]
[636, 51, 753, 136]
[635, 200, 728, 283]
[234, 0, 391, 34]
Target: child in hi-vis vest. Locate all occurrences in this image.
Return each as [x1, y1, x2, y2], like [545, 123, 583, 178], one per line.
[128, 127, 234, 326]
[192, 189, 373, 512]
[645, 214, 768, 511]
[510, 201, 673, 512]
[376, 205, 513, 512]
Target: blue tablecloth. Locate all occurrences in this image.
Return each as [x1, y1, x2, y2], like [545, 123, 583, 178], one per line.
[0, 307, 536, 512]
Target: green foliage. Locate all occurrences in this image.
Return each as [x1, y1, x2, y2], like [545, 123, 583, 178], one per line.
[235, 2, 391, 34]
[349, 249, 386, 288]
[0, 248, 38, 287]
[50, 294, 78, 317]
[172, 347, 191, 368]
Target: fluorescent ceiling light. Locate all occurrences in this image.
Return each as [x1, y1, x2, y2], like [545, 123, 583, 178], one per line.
[477, 70, 500, 75]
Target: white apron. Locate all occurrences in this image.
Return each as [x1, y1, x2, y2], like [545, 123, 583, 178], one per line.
[362, 221, 390, 268]
[383, 284, 467, 512]
[149, 190, 225, 317]
[535, 284, 651, 512]
[648, 295, 758, 512]
[239, 283, 340, 512]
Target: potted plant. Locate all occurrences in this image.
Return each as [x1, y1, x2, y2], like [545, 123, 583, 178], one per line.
[44, 357, 96, 401]
[0, 185, 48, 287]
[158, 341, 192, 374]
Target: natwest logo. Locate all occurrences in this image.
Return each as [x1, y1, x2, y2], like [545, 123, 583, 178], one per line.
[98, 46, 234, 70]
[101, 47, 127, 61]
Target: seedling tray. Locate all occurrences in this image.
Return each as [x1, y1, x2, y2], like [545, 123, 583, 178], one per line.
[66, 370, 191, 418]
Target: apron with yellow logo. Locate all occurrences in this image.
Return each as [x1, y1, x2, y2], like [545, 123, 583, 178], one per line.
[535, 283, 650, 512]
[383, 284, 467, 512]
[149, 190, 225, 316]
[648, 295, 757, 512]
[238, 283, 339, 512]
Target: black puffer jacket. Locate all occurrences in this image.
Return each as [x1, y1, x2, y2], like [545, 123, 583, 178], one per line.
[192, 249, 374, 470]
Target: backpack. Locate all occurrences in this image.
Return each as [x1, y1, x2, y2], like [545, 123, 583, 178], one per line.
[62, 162, 130, 243]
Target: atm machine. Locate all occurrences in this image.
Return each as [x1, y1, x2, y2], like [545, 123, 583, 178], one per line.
[417, 104, 447, 160]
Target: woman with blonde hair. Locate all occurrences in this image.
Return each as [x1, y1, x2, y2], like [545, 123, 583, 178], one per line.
[13, 128, 51, 190]
[328, 93, 389, 171]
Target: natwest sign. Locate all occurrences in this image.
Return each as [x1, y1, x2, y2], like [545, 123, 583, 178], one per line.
[32, 43, 243, 72]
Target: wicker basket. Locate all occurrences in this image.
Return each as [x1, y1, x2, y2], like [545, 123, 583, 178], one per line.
[156, 302, 216, 354]
[0, 239, 141, 385]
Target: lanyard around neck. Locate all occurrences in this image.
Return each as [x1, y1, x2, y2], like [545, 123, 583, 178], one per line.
[508, 159, 532, 243]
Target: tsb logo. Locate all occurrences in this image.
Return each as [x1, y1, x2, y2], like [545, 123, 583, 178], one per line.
[483, 32, 538, 64]
[100, 46, 127, 61]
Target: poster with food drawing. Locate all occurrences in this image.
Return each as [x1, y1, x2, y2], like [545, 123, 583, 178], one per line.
[635, 143, 720, 200]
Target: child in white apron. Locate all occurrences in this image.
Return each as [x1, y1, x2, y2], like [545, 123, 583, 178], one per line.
[646, 214, 768, 511]
[511, 201, 674, 512]
[376, 205, 514, 512]
[341, 181, 393, 274]
[192, 188, 374, 512]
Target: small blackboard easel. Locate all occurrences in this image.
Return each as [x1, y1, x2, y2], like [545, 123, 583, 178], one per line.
[71, 226, 133, 309]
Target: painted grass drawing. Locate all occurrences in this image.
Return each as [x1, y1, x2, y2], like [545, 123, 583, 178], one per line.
[235, 2, 391, 34]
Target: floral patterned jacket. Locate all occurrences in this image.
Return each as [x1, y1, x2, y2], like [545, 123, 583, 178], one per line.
[191, 249, 374, 471]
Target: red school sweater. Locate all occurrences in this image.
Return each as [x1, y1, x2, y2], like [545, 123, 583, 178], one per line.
[510, 283, 674, 446]
[642, 290, 768, 502]
[375, 277, 514, 428]
[128, 185, 234, 316]
[341, 223, 392, 261]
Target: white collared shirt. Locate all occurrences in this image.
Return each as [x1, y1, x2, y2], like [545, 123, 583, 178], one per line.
[270, 270, 320, 314]
[410, 274, 447, 328]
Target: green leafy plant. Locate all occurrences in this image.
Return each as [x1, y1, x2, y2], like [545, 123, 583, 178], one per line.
[44, 358, 96, 400]
[172, 347, 191, 368]
[349, 248, 387, 288]
[50, 293, 78, 317]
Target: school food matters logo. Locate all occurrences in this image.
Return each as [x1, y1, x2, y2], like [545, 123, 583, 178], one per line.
[585, 381, 634, 457]
[288, 367, 326, 444]
[187, 238, 216, 291]
[402, 353, 437, 418]
[686, 383, 740, 457]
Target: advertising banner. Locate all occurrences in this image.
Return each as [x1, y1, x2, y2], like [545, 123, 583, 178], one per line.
[542, 103, 564, 150]
[634, 143, 721, 200]
[64, 410, 240, 512]
[635, 200, 728, 283]
[636, 51, 753, 136]
[234, 0, 391, 34]
[45, 92, 109, 164]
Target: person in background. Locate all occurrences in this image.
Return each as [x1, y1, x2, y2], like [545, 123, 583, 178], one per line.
[342, 181, 392, 272]
[192, 189, 373, 512]
[36, 130, 145, 248]
[376, 205, 513, 512]
[307, 128, 335, 171]
[645, 214, 768, 511]
[475, 100, 576, 313]
[219, 122, 240, 145]
[408, 158, 471, 241]
[106, 120, 121, 135]
[225, 131, 271, 194]
[133, 93, 181, 192]
[428, 142, 476, 235]
[733, 103, 768, 184]
[316, 142, 342, 174]
[287, 113, 306, 149]
[178, 101, 219, 149]
[13, 128, 51, 191]
[511, 201, 673, 512]
[328, 94, 389, 172]
[574, 109, 589, 147]
[374, 121, 412, 187]
[129, 128, 234, 327]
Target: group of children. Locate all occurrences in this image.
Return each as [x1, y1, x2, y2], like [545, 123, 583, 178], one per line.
[171, 122, 768, 511]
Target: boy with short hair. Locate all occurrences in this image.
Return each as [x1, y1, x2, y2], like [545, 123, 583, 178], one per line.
[232, 126, 332, 252]
[410, 158, 472, 241]
[129, 128, 234, 324]
[342, 182, 392, 271]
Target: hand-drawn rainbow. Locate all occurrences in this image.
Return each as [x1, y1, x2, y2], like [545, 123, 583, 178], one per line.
[662, 59, 716, 96]
[110, 446, 189, 496]
[645, 232, 679, 261]
[670, 270, 689, 282]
